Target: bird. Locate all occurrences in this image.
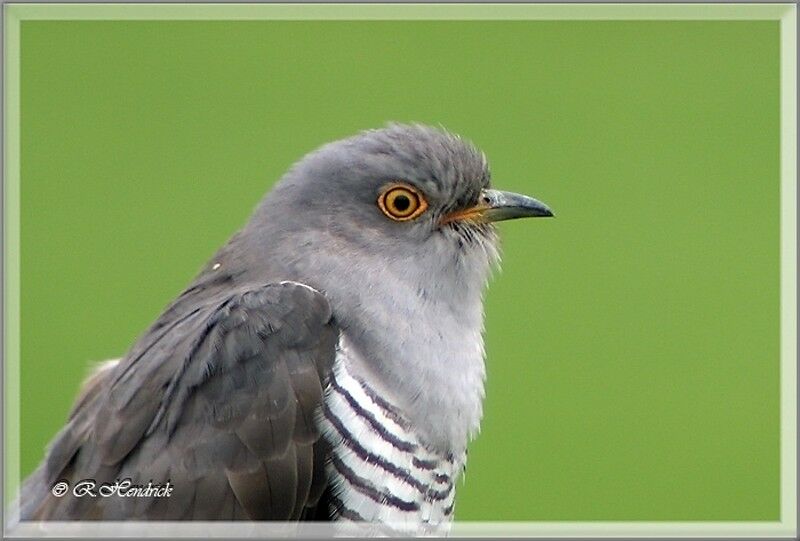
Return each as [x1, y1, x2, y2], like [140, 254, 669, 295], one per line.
[18, 124, 553, 534]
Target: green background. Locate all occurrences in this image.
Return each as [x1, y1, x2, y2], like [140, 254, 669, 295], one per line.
[20, 20, 780, 520]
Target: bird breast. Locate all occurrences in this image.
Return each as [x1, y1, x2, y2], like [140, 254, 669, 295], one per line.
[316, 338, 465, 535]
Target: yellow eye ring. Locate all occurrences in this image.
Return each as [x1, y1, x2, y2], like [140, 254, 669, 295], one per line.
[377, 184, 428, 221]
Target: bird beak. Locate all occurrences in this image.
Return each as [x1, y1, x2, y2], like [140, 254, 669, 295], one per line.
[441, 189, 554, 225]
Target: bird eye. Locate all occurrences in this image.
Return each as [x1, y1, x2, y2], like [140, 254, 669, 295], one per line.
[378, 184, 428, 221]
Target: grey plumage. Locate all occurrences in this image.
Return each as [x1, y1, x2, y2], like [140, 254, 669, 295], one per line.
[22, 283, 336, 520]
[19, 124, 552, 526]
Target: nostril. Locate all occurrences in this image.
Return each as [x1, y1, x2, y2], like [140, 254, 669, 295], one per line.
[481, 195, 492, 205]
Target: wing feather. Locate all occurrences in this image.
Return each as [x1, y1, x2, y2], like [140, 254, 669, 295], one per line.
[20, 281, 337, 521]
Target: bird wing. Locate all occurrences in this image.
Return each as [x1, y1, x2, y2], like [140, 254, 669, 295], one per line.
[20, 281, 338, 520]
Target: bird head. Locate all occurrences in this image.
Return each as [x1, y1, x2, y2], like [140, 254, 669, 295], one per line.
[252, 124, 552, 290]
[239, 124, 552, 450]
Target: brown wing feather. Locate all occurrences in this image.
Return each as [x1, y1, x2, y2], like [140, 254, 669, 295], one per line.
[20, 282, 337, 520]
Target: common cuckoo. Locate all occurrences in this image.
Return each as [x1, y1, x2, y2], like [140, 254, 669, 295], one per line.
[19, 124, 553, 534]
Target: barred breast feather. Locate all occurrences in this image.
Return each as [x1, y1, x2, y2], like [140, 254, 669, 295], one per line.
[317, 336, 465, 536]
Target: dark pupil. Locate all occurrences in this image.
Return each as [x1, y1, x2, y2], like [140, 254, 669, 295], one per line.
[393, 194, 411, 212]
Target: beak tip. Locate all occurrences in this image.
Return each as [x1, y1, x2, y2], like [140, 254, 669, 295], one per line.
[531, 203, 554, 218]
